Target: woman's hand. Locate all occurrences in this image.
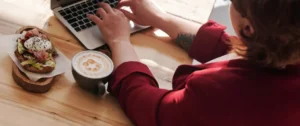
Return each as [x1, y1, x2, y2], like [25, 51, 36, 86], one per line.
[117, 0, 166, 27]
[88, 2, 139, 69]
[117, 0, 200, 40]
[88, 3, 131, 47]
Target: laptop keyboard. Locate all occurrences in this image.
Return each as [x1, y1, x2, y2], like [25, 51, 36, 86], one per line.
[58, 0, 118, 32]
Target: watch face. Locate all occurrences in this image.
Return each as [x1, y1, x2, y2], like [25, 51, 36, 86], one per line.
[51, 0, 80, 9]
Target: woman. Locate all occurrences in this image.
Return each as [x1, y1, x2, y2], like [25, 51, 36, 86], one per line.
[87, 0, 300, 125]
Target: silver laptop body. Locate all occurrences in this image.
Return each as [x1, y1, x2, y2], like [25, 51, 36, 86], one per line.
[51, 0, 148, 49]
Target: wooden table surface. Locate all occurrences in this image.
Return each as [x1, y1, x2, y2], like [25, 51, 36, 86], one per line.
[0, 0, 214, 125]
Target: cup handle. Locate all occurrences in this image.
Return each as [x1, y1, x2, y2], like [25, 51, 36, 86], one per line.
[97, 81, 106, 95]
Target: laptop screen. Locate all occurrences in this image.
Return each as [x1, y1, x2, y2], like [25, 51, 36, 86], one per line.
[51, 0, 81, 9]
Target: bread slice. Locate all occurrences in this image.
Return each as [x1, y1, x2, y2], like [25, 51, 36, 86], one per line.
[14, 50, 55, 73]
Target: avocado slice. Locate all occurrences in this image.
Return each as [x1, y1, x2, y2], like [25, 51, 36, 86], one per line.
[17, 40, 25, 54]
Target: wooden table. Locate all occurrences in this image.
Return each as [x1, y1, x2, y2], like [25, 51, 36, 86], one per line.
[0, 16, 193, 126]
[0, 0, 217, 125]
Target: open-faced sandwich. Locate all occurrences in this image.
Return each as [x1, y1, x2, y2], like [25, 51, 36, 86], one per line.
[15, 28, 58, 73]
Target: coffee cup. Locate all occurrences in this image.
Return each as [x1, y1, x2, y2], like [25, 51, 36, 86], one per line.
[71, 51, 114, 95]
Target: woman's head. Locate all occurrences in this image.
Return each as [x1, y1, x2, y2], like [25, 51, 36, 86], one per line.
[229, 0, 300, 68]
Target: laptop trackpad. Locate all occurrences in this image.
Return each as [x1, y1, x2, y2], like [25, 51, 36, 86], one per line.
[78, 27, 105, 50]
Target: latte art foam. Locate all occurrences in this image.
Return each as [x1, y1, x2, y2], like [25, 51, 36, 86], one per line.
[72, 51, 113, 78]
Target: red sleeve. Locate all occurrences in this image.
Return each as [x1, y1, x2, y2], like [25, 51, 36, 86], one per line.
[189, 20, 230, 63]
[108, 62, 221, 126]
[108, 62, 170, 126]
[158, 75, 223, 126]
[108, 20, 231, 126]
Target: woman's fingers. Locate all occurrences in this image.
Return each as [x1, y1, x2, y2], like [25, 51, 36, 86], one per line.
[119, 9, 136, 21]
[117, 0, 132, 8]
[96, 8, 107, 18]
[99, 3, 114, 13]
[87, 14, 103, 26]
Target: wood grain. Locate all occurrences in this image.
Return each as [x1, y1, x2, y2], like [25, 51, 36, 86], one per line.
[0, 98, 80, 126]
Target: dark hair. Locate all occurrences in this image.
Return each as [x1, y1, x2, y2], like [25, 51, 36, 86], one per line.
[230, 0, 300, 68]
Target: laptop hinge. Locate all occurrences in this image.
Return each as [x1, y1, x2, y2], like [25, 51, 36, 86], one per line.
[61, 0, 80, 7]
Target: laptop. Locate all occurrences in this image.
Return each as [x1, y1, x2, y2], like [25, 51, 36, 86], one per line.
[51, 0, 148, 49]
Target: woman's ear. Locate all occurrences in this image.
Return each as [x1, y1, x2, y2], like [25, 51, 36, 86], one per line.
[242, 19, 255, 37]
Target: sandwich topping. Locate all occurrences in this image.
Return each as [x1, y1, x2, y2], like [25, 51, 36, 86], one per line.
[24, 37, 52, 51]
[17, 28, 58, 70]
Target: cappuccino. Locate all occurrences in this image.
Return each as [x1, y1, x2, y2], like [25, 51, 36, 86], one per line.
[72, 51, 113, 79]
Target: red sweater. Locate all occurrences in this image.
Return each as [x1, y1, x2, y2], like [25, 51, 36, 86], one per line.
[108, 21, 300, 126]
